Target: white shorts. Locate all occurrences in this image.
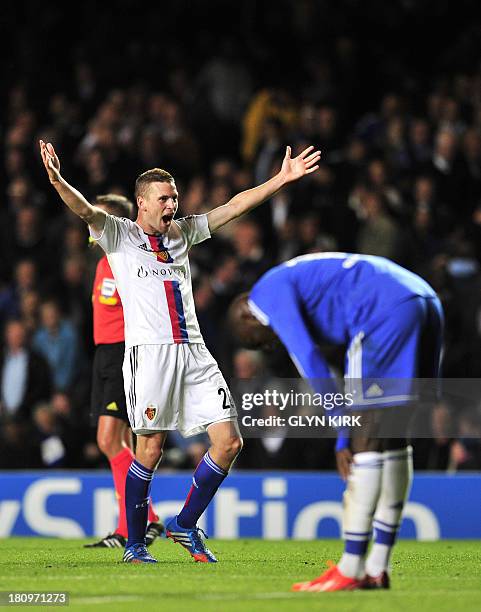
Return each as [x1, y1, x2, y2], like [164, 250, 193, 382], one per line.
[122, 343, 237, 436]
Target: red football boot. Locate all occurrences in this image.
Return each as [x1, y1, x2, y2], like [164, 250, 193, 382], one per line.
[292, 561, 362, 592]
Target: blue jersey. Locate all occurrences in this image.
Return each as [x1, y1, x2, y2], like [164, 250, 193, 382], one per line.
[248, 253, 437, 381]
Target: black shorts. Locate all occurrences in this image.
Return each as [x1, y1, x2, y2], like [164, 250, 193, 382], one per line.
[90, 342, 128, 425]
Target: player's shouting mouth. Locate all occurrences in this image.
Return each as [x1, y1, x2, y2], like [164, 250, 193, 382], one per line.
[139, 180, 178, 233]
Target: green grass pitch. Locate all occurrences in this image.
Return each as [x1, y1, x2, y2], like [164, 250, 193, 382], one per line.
[0, 538, 479, 611]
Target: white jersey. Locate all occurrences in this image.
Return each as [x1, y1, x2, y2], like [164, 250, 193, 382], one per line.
[90, 214, 210, 348]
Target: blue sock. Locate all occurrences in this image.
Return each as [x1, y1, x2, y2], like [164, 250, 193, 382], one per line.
[372, 522, 397, 546]
[345, 534, 371, 556]
[177, 452, 227, 528]
[125, 460, 154, 547]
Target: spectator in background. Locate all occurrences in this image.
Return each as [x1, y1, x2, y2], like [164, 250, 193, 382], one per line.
[192, 277, 218, 354]
[365, 159, 404, 217]
[210, 255, 241, 312]
[407, 200, 444, 275]
[32, 299, 79, 392]
[382, 116, 409, 172]
[335, 138, 368, 197]
[404, 176, 448, 272]
[32, 403, 70, 468]
[317, 105, 342, 153]
[5, 176, 37, 215]
[430, 129, 467, 214]
[231, 219, 271, 290]
[210, 156, 236, 186]
[0, 420, 41, 469]
[408, 118, 432, 171]
[411, 175, 439, 217]
[0, 319, 51, 421]
[296, 103, 318, 143]
[181, 176, 208, 216]
[449, 411, 481, 471]
[4, 146, 28, 183]
[297, 213, 322, 254]
[2, 208, 52, 278]
[19, 289, 40, 336]
[0, 259, 37, 327]
[438, 98, 466, 136]
[356, 190, 402, 261]
[62, 223, 88, 257]
[276, 218, 301, 263]
[58, 254, 91, 345]
[254, 118, 285, 185]
[81, 148, 111, 196]
[242, 89, 297, 165]
[232, 348, 265, 379]
[355, 93, 404, 149]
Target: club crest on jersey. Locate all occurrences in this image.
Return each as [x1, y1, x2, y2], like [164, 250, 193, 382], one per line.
[145, 404, 157, 421]
[155, 249, 171, 262]
[147, 236, 174, 263]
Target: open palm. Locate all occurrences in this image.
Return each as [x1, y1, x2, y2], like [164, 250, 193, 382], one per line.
[39, 140, 61, 184]
[280, 145, 321, 183]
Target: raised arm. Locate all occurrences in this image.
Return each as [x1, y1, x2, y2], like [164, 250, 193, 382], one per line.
[207, 145, 320, 232]
[39, 140, 106, 232]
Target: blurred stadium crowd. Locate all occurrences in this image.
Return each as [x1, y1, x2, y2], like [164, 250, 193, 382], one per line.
[1, 1, 481, 470]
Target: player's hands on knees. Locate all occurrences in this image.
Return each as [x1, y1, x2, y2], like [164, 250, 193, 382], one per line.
[39, 140, 61, 184]
[336, 448, 353, 481]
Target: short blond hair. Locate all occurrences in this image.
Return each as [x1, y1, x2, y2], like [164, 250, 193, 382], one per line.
[135, 168, 174, 199]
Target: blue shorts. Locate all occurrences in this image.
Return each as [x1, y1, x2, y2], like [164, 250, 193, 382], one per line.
[345, 296, 444, 409]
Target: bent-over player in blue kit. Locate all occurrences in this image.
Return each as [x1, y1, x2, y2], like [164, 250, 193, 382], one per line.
[230, 253, 443, 591]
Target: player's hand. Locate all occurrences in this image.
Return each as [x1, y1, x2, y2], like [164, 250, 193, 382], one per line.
[39, 140, 61, 184]
[336, 448, 353, 481]
[279, 145, 321, 184]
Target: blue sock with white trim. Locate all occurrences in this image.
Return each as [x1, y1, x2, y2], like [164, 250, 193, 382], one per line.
[125, 460, 154, 547]
[177, 452, 227, 528]
[338, 451, 383, 578]
[365, 446, 413, 576]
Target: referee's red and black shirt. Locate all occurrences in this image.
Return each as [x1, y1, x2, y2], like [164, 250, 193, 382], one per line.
[92, 256, 124, 345]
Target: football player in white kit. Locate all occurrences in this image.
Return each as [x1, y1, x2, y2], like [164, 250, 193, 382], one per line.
[39, 139, 320, 564]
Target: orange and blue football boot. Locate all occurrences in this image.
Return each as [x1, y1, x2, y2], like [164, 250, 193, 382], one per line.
[165, 516, 217, 563]
[122, 543, 157, 564]
[292, 561, 362, 592]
